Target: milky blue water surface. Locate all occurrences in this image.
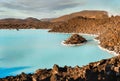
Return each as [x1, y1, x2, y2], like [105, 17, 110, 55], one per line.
[0, 29, 113, 78]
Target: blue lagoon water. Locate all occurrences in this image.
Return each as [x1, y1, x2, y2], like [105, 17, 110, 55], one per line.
[0, 29, 113, 77]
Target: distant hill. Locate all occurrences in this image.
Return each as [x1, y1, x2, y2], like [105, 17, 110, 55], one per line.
[0, 17, 40, 23]
[24, 17, 40, 22]
[40, 18, 55, 22]
[51, 10, 109, 22]
[0, 17, 53, 29]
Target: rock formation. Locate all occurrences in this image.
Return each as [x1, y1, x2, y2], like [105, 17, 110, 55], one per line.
[63, 34, 87, 45]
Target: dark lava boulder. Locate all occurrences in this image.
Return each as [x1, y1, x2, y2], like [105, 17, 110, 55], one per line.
[63, 34, 87, 45]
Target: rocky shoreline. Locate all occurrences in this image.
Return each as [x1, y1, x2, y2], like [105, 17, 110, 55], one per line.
[1, 55, 120, 81]
[94, 39, 118, 56]
[98, 45, 119, 56]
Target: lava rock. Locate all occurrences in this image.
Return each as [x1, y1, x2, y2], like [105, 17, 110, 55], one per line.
[63, 34, 87, 45]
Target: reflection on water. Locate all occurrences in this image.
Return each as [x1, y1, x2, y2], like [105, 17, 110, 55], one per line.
[0, 66, 31, 78]
[0, 29, 113, 78]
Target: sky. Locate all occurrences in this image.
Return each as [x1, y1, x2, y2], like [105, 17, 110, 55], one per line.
[0, 0, 120, 19]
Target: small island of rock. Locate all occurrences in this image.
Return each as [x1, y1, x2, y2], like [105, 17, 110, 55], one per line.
[62, 34, 87, 46]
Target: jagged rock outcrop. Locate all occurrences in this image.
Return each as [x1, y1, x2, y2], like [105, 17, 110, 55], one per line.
[63, 34, 87, 45]
[1, 55, 120, 81]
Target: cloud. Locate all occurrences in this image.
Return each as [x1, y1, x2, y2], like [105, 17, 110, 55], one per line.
[0, 0, 85, 12]
[0, 10, 5, 12]
[0, 0, 120, 19]
[0, 0, 86, 18]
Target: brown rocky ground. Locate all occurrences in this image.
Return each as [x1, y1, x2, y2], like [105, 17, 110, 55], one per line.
[63, 34, 87, 45]
[1, 55, 120, 81]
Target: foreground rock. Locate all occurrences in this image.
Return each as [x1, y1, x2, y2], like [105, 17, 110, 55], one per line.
[1, 55, 120, 81]
[63, 34, 87, 45]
